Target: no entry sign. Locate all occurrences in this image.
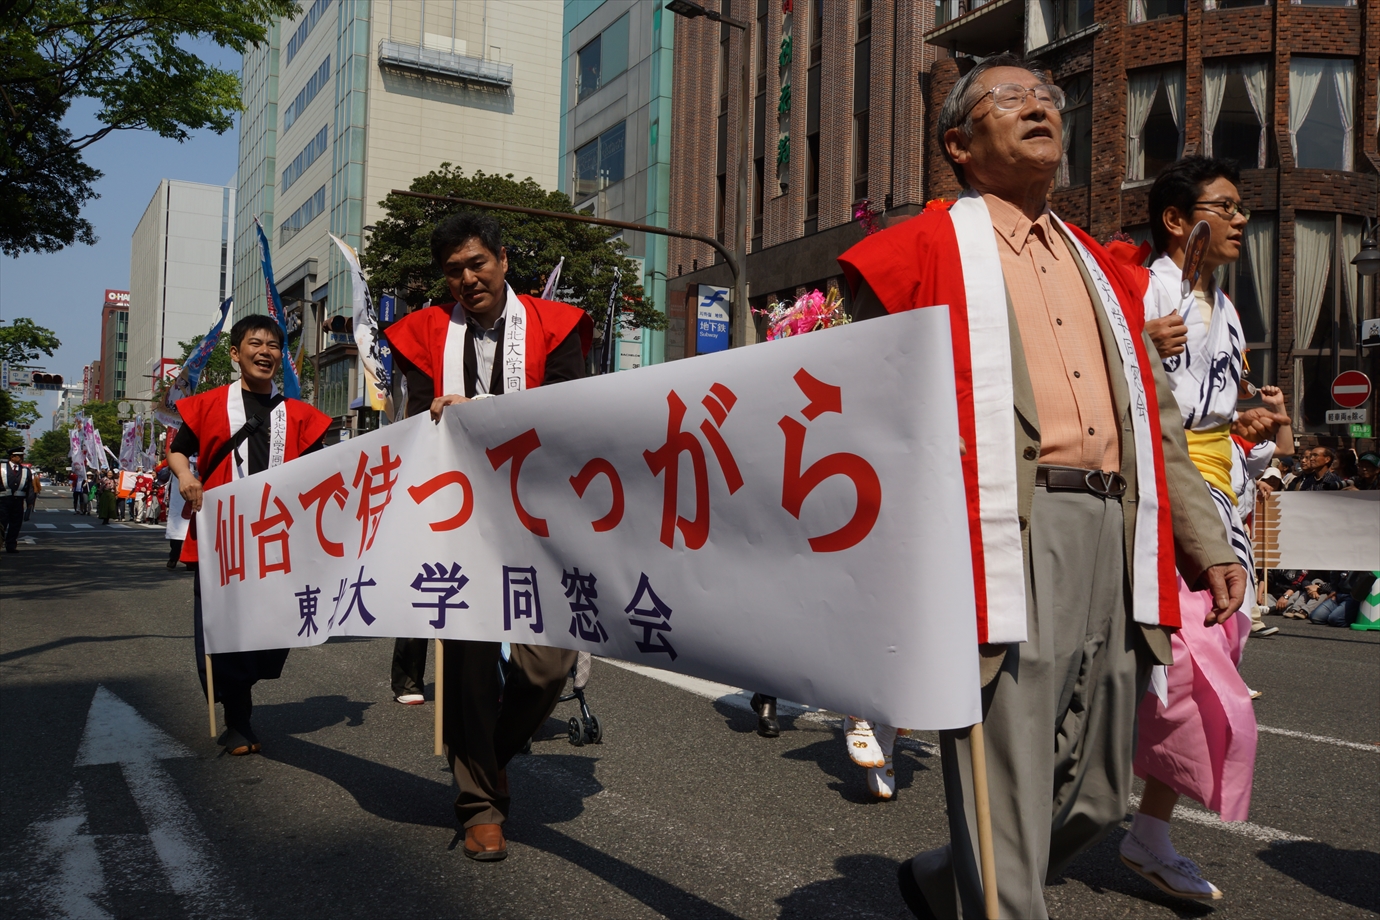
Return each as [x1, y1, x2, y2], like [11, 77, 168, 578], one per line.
[1332, 370, 1372, 409]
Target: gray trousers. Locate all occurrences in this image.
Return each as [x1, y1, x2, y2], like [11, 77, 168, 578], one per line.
[911, 488, 1153, 920]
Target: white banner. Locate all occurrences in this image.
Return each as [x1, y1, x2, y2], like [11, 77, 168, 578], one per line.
[1274, 491, 1380, 571]
[199, 308, 981, 729]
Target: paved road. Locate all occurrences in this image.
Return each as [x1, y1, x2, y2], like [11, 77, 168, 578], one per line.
[2, 492, 1377, 919]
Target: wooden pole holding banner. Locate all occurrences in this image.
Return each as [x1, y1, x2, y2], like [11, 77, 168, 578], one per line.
[205, 654, 217, 738]
[969, 721, 1000, 919]
[433, 638, 444, 756]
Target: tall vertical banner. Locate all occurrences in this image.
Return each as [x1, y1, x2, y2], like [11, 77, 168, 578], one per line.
[329, 233, 392, 417]
[253, 219, 302, 399]
[198, 308, 982, 730]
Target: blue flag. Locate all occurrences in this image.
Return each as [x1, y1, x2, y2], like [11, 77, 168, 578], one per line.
[254, 218, 302, 399]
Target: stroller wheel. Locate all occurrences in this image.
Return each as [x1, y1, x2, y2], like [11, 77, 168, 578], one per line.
[567, 716, 585, 746]
[584, 714, 602, 745]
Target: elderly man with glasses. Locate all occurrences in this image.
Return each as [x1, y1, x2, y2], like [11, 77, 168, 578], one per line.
[838, 54, 1244, 919]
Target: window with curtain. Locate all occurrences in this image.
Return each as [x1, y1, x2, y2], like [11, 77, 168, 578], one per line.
[805, 0, 822, 234]
[1213, 215, 1277, 387]
[1203, 60, 1271, 168]
[1055, 0, 1095, 37]
[1126, 67, 1184, 181]
[1057, 73, 1092, 188]
[1289, 57, 1355, 171]
[1129, 0, 1185, 22]
[1292, 0, 1356, 7]
[1292, 214, 1364, 430]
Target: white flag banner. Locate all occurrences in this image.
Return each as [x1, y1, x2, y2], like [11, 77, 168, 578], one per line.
[198, 308, 982, 729]
[1274, 490, 1380, 570]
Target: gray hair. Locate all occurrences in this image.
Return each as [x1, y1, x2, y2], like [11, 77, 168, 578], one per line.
[937, 53, 1049, 188]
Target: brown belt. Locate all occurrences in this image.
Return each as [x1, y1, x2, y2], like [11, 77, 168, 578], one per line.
[1035, 465, 1127, 499]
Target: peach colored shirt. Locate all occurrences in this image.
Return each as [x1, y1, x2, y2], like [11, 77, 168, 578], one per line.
[984, 194, 1121, 472]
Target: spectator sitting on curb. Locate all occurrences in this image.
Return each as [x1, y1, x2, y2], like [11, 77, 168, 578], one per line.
[1286, 447, 1345, 491]
[1278, 577, 1332, 619]
[1309, 571, 1373, 627]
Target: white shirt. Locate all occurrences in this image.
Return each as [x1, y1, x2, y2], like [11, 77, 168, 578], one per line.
[468, 308, 504, 396]
[1146, 254, 1245, 431]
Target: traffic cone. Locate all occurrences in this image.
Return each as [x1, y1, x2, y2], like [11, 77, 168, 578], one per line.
[1351, 573, 1380, 631]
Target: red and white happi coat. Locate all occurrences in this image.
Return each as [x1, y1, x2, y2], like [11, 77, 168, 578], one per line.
[384, 286, 592, 396]
[175, 384, 332, 564]
[839, 194, 1180, 643]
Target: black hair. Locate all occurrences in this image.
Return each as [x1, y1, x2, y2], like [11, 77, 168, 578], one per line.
[1147, 156, 1242, 254]
[430, 211, 505, 268]
[1315, 445, 1336, 465]
[229, 314, 283, 349]
[937, 53, 1050, 188]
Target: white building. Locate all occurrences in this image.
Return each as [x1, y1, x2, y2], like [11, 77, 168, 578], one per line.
[127, 179, 236, 400]
[232, 0, 564, 428]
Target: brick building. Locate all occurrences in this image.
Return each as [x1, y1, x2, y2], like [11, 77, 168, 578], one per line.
[667, 0, 1378, 449]
[925, 0, 1379, 446]
[666, 0, 940, 354]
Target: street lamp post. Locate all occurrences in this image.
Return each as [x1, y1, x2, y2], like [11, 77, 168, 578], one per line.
[666, 0, 754, 348]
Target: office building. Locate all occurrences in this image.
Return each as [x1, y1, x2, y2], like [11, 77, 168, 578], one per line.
[666, 0, 940, 353]
[560, 0, 676, 369]
[923, 0, 1378, 445]
[98, 289, 129, 401]
[231, 0, 563, 432]
[127, 180, 236, 400]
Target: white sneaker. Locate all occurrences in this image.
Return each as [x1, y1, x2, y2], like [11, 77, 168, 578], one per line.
[395, 693, 425, 705]
[844, 716, 886, 768]
[1119, 831, 1223, 900]
[867, 756, 896, 800]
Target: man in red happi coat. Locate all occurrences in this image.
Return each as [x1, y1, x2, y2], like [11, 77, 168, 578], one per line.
[386, 212, 591, 862]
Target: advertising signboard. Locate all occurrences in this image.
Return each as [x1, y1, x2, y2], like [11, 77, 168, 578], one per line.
[104, 290, 130, 307]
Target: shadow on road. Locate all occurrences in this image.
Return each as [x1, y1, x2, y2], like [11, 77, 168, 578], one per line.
[0, 634, 190, 664]
[1258, 840, 1380, 914]
[780, 735, 934, 806]
[776, 853, 912, 919]
[513, 821, 747, 920]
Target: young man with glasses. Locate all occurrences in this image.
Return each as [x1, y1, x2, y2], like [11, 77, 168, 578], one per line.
[1123, 157, 1291, 901]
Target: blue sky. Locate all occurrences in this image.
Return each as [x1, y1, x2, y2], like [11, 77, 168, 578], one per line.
[0, 41, 242, 383]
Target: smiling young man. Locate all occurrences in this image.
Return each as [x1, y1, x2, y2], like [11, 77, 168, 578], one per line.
[385, 212, 591, 862]
[167, 315, 332, 756]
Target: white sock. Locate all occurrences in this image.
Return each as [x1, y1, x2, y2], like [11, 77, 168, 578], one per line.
[873, 722, 898, 755]
[1129, 812, 1176, 861]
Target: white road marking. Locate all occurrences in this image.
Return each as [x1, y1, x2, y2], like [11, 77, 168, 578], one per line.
[71, 523, 93, 530]
[1257, 724, 1379, 753]
[1126, 793, 1310, 843]
[107, 524, 129, 530]
[31, 785, 111, 919]
[25, 686, 239, 919]
[599, 658, 938, 753]
[35, 523, 56, 529]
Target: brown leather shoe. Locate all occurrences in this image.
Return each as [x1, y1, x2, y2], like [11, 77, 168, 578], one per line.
[463, 823, 507, 861]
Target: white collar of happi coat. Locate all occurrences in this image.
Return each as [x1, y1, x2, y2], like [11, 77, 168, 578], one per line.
[948, 192, 1168, 637]
[443, 284, 527, 397]
[225, 381, 287, 480]
[1147, 255, 1242, 431]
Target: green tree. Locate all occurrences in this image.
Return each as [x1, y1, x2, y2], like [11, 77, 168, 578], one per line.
[363, 166, 666, 334]
[27, 423, 71, 474]
[0, 0, 299, 256]
[0, 316, 61, 366]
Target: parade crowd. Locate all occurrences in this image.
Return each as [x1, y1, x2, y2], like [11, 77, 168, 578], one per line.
[5, 50, 1377, 920]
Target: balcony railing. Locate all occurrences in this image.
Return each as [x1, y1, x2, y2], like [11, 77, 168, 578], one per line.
[935, 0, 1002, 26]
[377, 39, 513, 88]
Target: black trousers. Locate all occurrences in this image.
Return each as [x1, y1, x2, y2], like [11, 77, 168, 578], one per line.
[392, 637, 428, 697]
[1, 497, 24, 550]
[192, 569, 289, 730]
